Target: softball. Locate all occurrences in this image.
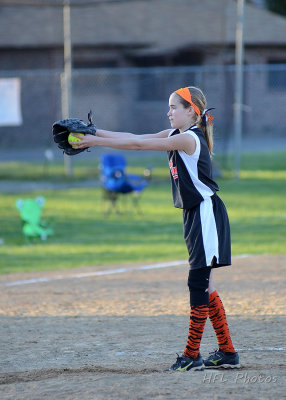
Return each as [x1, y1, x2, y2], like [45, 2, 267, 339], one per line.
[68, 132, 84, 147]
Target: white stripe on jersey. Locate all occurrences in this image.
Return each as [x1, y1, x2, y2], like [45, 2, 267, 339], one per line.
[199, 197, 219, 266]
[178, 130, 214, 199]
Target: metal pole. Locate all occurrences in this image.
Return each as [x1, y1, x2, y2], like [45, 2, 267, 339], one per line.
[234, 0, 245, 180]
[62, 0, 73, 176]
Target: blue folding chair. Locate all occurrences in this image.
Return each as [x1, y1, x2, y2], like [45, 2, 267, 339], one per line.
[100, 153, 151, 214]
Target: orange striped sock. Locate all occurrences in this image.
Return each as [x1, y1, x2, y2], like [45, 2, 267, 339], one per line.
[208, 290, 235, 353]
[183, 304, 208, 359]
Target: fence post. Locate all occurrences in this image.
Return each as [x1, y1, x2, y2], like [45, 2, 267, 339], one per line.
[62, 0, 73, 177]
[234, 0, 245, 180]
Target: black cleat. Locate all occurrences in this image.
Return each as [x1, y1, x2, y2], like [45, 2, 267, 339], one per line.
[170, 353, 205, 372]
[204, 349, 240, 369]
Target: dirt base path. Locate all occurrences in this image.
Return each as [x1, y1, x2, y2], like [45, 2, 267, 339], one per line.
[0, 255, 285, 400]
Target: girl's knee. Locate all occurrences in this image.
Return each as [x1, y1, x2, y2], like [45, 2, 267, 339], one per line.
[208, 269, 216, 294]
[188, 267, 212, 305]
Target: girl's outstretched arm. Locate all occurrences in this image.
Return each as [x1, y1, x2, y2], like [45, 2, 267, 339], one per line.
[71, 130, 196, 154]
[96, 128, 172, 139]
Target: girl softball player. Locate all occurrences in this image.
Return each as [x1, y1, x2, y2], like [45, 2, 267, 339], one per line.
[71, 86, 240, 371]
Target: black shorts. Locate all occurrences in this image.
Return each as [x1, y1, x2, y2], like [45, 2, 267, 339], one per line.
[183, 193, 231, 270]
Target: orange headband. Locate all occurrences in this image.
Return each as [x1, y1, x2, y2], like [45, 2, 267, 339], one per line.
[175, 87, 201, 116]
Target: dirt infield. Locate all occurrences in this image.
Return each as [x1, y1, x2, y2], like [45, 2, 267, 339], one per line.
[0, 254, 285, 400]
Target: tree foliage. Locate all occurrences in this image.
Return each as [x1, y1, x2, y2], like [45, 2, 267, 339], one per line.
[265, 0, 286, 17]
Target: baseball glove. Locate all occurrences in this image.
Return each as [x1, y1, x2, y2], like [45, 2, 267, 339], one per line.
[52, 111, 97, 156]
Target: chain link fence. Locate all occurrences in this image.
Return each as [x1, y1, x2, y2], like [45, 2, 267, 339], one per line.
[1, 64, 286, 154]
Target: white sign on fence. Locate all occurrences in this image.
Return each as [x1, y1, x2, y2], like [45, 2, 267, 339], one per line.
[0, 78, 22, 127]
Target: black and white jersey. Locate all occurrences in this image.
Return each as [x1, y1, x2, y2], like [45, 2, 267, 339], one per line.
[167, 126, 219, 210]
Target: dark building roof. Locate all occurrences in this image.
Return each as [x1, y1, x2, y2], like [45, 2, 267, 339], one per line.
[0, 0, 285, 53]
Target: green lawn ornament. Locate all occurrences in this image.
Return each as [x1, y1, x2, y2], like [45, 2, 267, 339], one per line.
[16, 196, 53, 241]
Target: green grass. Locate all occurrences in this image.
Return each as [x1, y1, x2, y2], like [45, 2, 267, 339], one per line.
[0, 152, 169, 182]
[0, 151, 285, 274]
[0, 160, 98, 182]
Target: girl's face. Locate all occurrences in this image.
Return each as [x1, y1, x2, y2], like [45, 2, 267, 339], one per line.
[167, 93, 197, 132]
